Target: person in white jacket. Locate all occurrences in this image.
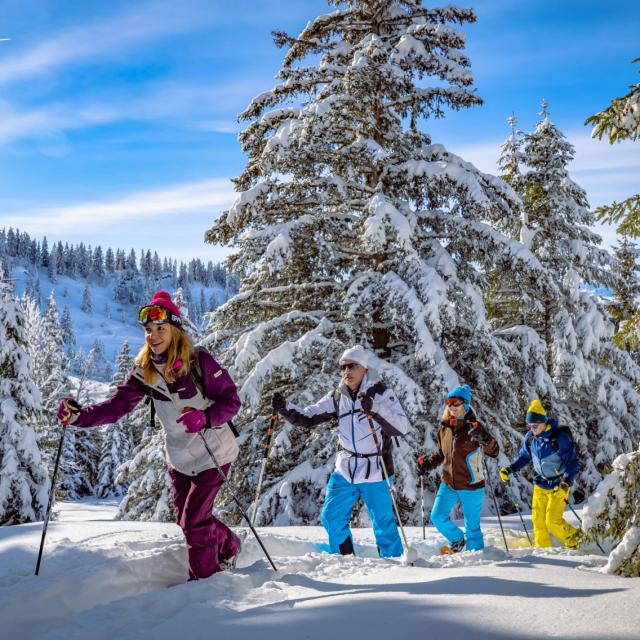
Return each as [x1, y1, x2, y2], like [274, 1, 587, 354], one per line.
[272, 345, 410, 557]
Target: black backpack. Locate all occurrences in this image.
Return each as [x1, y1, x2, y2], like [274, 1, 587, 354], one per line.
[144, 346, 239, 436]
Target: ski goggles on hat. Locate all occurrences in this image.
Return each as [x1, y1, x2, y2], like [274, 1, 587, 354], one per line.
[138, 305, 181, 326]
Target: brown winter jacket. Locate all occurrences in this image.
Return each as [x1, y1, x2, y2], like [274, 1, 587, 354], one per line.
[427, 409, 499, 490]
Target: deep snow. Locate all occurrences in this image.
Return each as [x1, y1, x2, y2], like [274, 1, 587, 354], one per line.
[1, 500, 638, 640]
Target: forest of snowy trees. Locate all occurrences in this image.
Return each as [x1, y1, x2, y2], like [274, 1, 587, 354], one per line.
[1, 1, 639, 577]
[201, 2, 639, 572]
[0, 227, 235, 313]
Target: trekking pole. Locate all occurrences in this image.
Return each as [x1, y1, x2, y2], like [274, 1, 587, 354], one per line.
[554, 469, 605, 554]
[197, 430, 278, 571]
[362, 406, 417, 563]
[504, 481, 533, 546]
[419, 475, 426, 540]
[250, 411, 277, 526]
[563, 500, 605, 553]
[35, 398, 80, 575]
[482, 459, 509, 553]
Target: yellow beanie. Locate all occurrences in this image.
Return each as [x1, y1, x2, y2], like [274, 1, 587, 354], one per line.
[526, 399, 547, 423]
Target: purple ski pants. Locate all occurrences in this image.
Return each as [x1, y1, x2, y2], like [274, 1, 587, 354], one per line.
[169, 464, 240, 579]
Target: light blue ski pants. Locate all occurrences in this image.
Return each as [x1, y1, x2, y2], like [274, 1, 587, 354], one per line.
[321, 471, 403, 557]
[430, 482, 485, 551]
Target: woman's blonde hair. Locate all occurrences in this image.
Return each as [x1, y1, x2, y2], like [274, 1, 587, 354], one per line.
[135, 324, 195, 385]
[442, 405, 454, 422]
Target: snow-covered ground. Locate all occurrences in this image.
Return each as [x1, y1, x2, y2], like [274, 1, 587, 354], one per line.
[2, 500, 638, 640]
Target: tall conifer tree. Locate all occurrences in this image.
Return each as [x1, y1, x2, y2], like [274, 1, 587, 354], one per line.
[205, 0, 552, 523]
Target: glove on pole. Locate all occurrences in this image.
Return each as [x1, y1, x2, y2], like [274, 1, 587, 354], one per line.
[36, 399, 81, 575]
[197, 430, 278, 571]
[251, 411, 277, 526]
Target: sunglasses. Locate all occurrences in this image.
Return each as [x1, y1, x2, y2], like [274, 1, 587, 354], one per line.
[447, 401, 464, 408]
[138, 305, 180, 326]
[527, 422, 546, 430]
[340, 362, 362, 371]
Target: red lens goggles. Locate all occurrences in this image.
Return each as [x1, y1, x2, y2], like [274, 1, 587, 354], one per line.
[138, 305, 178, 325]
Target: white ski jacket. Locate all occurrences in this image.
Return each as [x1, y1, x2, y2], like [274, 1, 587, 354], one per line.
[279, 375, 410, 484]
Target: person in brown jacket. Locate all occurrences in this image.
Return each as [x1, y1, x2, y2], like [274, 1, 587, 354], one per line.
[417, 384, 499, 552]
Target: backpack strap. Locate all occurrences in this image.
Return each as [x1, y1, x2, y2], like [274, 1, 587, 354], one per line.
[190, 347, 240, 437]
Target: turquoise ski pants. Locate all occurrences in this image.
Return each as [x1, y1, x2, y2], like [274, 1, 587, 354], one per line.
[321, 471, 403, 557]
[431, 482, 485, 551]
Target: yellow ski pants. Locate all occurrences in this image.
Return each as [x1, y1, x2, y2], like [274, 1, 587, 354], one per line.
[531, 485, 580, 548]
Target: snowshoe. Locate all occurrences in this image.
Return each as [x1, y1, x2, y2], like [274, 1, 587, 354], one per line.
[440, 538, 465, 555]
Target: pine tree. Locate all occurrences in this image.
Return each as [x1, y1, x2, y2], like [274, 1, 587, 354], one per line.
[609, 237, 640, 351]
[92, 246, 105, 281]
[27, 294, 73, 470]
[60, 306, 76, 348]
[508, 103, 640, 490]
[582, 444, 640, 577]
[203, 1, 552, 525]
[173, 287, 200, 339]
[0, 278, 49, 524]
[116, 404, 173, 521]
[81, 285, 93, 314]
[105, 247, 115, 273]
[96, 340, 134, 498]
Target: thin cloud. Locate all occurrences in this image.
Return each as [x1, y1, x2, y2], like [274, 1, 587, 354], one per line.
[0, 76, 261, 147]
[0, 0, 216, 87]
[2, 178, 237, 232]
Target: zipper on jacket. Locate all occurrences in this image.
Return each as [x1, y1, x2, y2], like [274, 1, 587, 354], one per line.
[451, 425, 456, 488]
[350, 397, 357, 484]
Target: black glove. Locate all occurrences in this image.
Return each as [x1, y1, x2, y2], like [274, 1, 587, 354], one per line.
[559, 478, 571, 493]
[358, 393, 373, 414]
[417, 455, 433, 476]
[271, 392, 286, 413]
[469, 425, 491, 446]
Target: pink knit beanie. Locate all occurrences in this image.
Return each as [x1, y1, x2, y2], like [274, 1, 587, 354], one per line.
[141, 290, 182, 327]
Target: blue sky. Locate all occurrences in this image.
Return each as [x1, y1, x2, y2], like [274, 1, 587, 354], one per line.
[0, 0, 638, 263]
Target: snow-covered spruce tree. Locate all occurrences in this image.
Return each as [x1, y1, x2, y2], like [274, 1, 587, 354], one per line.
[95, 340, 134, 498]
[173, 287, 201, 340]
[582, 445, 640, 577]
[81, 285, 92, 314]
[23, 293, 73, 470]
[0, 278, 49, 524]
[204, 1, 554, 525]
[510, 103, 640, 491]
[61, 343, 104, 498]
[116, 422, 173, 522]
[609, 237, 640, 351]
[60, 306, 76, 351]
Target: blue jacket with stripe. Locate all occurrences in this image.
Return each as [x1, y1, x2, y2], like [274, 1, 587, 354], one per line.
[510, 420, 580, 489]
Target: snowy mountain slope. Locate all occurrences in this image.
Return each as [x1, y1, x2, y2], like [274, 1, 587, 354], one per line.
[2, 501, 638, 640]
[8, 261, 228, 379]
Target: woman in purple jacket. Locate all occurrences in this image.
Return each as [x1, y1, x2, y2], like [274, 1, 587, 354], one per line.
[57, 290, 242, 580]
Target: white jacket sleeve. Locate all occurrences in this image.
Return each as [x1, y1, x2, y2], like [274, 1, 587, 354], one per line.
[279, 390, 337, 428]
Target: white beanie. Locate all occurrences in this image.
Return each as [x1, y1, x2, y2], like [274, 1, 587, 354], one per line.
[339, 345, 368, 368]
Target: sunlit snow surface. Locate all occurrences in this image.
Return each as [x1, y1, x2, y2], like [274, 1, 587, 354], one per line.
[1, 499, 638, 639]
